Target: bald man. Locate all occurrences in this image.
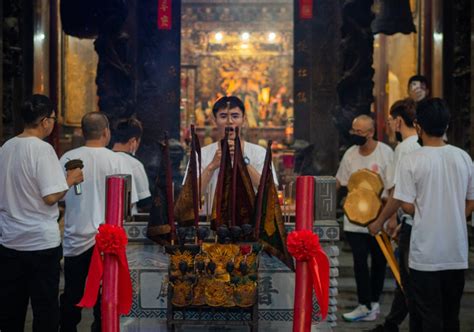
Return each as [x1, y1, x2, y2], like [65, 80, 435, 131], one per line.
[58, 112, 138, 332]
[336, 115, 394, 322]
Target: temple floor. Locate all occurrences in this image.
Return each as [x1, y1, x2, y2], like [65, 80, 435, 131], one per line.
[22, 240, 474, 331]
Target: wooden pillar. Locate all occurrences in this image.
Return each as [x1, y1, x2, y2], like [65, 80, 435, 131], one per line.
[374, 34, 388, 142]
[48, 0, 60, 152]
[335, 0, 375, 143]
[421, 0, 432, 85]
[443, 0, 471, 152]
[136, 0, 180, 144]
[134, 0, 181, 186]
[294, 0, 342, 175]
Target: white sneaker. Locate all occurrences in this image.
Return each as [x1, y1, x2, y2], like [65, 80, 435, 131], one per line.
[370, 302, 380, 314]
[357, 303, 380, 322]
[342, 304, 371, 322]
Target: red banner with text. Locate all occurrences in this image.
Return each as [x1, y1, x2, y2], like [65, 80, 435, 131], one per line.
[157, 0, 172, 30]
[299, 0, 313, 19]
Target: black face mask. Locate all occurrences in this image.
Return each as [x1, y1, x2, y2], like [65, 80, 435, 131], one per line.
[350, 134, 367, 146]
[395, 131, 403, 142]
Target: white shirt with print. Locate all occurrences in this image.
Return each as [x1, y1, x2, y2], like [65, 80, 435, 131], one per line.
[336, 142, 394, 233]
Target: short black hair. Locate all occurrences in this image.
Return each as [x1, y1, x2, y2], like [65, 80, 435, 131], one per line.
[408, 75, 429, 88]
[416, 98, 450, 137]
[81, 112, 109, 140]
[212, 96, 245, 116]
[390, 98, 417, 128]
[112, 118, 143, 144]
[21, 94, 54, 126]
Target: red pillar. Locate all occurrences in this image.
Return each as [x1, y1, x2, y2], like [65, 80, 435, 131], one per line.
[293, 176, 315, 332]
[102, 176, 126, 332]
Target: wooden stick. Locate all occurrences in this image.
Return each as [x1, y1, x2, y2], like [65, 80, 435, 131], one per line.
[375, 233, 403, 291]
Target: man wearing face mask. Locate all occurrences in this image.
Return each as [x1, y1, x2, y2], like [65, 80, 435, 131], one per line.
[336, 115, 394, 322]
[112, 118, 151, 214]
[368, 98, 473, 331]
[368, 99, 420, 332]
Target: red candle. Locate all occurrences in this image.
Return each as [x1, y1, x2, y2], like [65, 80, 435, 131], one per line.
[102, 176, 125, 332]
[293, 176, 314, 332]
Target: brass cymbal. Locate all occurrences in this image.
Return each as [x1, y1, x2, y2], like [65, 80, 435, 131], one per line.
[347, 169, 384, 196]
[343, 187, 382, 226]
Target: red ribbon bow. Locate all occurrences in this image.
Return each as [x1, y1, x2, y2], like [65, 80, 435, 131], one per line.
[77, 224, 133, 315]
[287, 230, 330, 320]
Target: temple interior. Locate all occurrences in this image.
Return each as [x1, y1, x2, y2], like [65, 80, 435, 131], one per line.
[1, 0, 474, 330]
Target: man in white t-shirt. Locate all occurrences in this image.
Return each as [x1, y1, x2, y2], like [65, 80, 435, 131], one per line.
[111, 117, 151, 214]
[0, 95, 83, 332]
[369, 98, 474, 331]
[336, 115, 394, 322]
[185, 96, 277, 216]
[368, 99, 420, 332]
[59, 112, 138, 332]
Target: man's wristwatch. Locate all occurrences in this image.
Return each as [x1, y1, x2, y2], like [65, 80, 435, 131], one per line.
[243, 156, 250, 166]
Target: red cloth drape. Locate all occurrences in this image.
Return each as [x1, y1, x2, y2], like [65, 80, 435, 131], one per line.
[287, 230, 330, 320]
[77, 224, 132, 315]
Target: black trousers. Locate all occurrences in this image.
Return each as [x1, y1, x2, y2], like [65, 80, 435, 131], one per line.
[0, 244, 62, 332]
[59, 246, 101, 332]
[384, 223, 412, 331]
[345, 231, 387, 308]
[409, 268, 465, 332]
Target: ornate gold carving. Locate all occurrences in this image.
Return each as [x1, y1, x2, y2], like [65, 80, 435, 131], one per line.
[168, 243, 261, 308]
[170, 250, 194, 271]
[234, 282, 257, 307]
[205, 280, 227, 307]
[192, 277, 208, 306]
[171, 280, 193, 307]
